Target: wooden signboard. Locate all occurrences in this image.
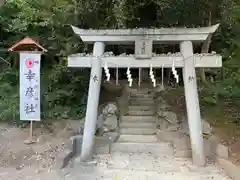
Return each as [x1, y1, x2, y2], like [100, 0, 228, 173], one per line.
[19, 52, 41, 121]
[8, 37, 47, 143]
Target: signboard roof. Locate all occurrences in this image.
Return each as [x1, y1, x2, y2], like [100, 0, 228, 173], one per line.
[8, 37, 47, 52]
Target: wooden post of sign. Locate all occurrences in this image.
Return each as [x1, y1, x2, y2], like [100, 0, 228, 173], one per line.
[116, 67, 119, 85]
[29, 121, 34, 141]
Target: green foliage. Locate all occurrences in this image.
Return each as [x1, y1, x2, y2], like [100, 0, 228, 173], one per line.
[0, 0, 239, 122]
[203, 0, 240, 106]
[0, 66, 19, 122]
[40, 57, 89, 121]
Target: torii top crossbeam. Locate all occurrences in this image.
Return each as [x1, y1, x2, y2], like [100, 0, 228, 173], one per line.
[69, 24, 222, 68]
[72, 24, 220, 44]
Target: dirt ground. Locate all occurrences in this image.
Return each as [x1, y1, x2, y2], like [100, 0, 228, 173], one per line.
[0, 120, 79, 180]
[163, 87, 240, 165]
[0, 86, 116, 180]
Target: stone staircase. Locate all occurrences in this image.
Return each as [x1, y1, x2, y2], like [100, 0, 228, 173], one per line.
[111, 88, 174, 156]
[64, 87, 230, 180]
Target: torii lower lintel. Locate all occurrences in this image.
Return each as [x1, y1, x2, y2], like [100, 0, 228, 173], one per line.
[68, 54, 222, 68]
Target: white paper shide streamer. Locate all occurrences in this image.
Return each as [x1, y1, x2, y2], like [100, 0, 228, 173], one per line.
[104, 62, 110, 81]
[126, 67, 133, 87]
[172, 60, 179, 83]
[149, 64, 156, 87]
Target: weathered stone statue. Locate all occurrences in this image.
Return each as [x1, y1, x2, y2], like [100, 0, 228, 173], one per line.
[95, 102, 120, 136]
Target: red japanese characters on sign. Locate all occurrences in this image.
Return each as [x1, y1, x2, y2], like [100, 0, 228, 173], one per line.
[25, 59, 34, 69]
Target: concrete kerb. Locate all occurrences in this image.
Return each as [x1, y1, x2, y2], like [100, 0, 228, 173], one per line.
[72, 134, 119, 153]
[156, 109, 180, 131]
[54, 132, 120, 169]
[216, 157, 240, 180]
[154, 94, 175, 128]
[57, 86, 124, 168]
[116, 85, 130, 116]
[204, 135, 240, 180]
[156, 129, 191, 158]
[53, 138, 74, 169]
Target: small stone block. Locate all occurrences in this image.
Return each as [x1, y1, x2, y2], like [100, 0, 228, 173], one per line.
[24, 137, 37, 145]
[73, 156, 97, 167]
[71, 135, 83, 156]
[173, 136, 191, 151]
[156, 130, 177, 142]
[216, 143, 229, 159]
[54, 149, 73, 169]
[217, 157, 240, 180]
[157, 118, 170, 130]
[203, 139, 212, 157]
[175, 149, 191, 157]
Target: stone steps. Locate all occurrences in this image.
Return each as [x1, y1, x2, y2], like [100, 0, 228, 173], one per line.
[121, 115, 156, 122]
[120, 121, 156, 128]
[127, 110, 155, 116]
[130, 96, 153, 100]
[129, 98, 154, 102]
[118, 135, 158, 143]
[128, 89, 153, 93]
[128, 105, 155, 111]
[96, 152, 190, 172]
[111, 142, 174, 156]
[120, 127, 156, 135]
[130, 100, 155, 106]
[67, 152, 230, 180]
[64, 167, 229, 180]
[130, 91, 153, 95]
[130, 94, 154, 98]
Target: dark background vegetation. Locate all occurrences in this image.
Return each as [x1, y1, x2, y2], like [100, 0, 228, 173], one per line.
[0, 0, 239, 124]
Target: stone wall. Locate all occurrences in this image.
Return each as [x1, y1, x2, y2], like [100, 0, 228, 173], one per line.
[205, 135, 240, 180]
[155, 92, 180, 131]
[155, 92, 214, 158]
[116, 85, 130, 116]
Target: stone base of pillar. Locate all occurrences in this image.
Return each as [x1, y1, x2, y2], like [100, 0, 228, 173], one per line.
[71, 133, 119, 165]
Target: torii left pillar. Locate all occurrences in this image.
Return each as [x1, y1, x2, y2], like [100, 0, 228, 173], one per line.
[80, 42, 105, 161]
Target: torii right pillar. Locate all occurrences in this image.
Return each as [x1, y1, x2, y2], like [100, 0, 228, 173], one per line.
[180, 41, 205, 166]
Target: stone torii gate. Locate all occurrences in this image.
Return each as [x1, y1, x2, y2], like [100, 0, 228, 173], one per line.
[68, 24, 222, 166]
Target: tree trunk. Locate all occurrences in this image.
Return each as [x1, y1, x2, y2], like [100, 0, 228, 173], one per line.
[200, 34, 212, 83]
[200, 12, 212, 84]
[0, 0, 5, 7]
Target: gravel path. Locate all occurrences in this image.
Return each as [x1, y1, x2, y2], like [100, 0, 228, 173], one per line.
[0, 122, 232, 180]
[60, 152, 231, 180]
